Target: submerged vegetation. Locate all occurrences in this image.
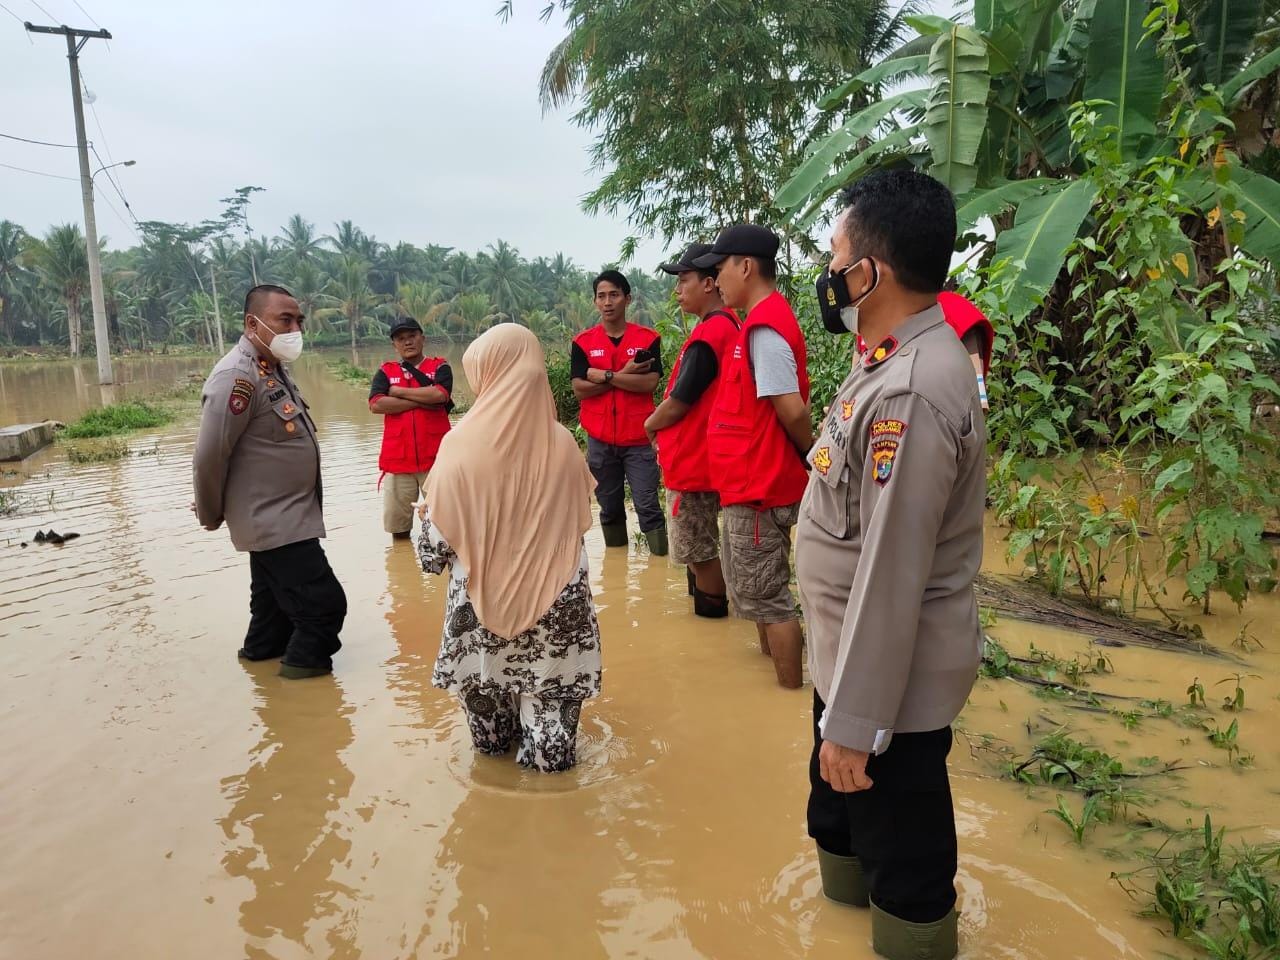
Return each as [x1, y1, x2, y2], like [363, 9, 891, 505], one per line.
[60, 401, 172, 439]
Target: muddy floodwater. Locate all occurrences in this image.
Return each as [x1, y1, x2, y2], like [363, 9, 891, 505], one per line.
[2, 353, 1278, 959]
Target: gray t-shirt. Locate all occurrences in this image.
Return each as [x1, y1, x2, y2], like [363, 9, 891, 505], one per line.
[749, 326, 800, 398]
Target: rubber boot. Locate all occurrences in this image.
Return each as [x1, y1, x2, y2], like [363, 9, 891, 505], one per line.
[870, 902, 958, 960]
[601, 521, 629, 548]
[279, 663, 333, 680]
[687, 567, 696, 596]
[692, 586, 729, 619]
[816, 846, 869, 907]
[644, 527, 669, 557]
[238, 647, 284, 662]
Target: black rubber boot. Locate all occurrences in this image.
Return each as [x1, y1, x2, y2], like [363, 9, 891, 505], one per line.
[692, 587, 729, 619]
[687, 567, 696, 596]
[644, 527, 669, 557]
[816, 846, 870, 907]
[238, 647, 284, 662]
[870, 902, 958, 960]
[279, 663, 333, 680]
[601, 521, 629, 548]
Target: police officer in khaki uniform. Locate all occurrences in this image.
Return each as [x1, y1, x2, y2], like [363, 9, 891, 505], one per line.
[795, 170, 986, 960]
[193, 284, 347, 679]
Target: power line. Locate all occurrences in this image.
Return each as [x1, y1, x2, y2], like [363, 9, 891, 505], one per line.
[0, 1, 32, 30]
[27, 0, 59, 23]
[72, 0, 100, 29]
[0, 160, 79, 181]
[0, 131, 79, 148]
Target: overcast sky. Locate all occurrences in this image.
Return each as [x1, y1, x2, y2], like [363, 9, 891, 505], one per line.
[2, 0, 959, 273]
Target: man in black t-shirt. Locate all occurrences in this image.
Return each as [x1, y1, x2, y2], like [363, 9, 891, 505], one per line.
[644, 243, 740, 617]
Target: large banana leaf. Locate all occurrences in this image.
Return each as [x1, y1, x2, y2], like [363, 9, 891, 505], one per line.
[778, 89, 928, 211]
[1083, 0, 1163, 158]
[923, 25, 991, 195]
[1231, 168, 1280, 264]
[1192, 0, 1264, 86]
[794, 126, 926, 232]
[817, 55, 930, 110]
[955, 178, 1060, 230]
[992, 178, 1098, 321]
[1044, 0, 1096, 100]
[1221, 47, 1280, 103]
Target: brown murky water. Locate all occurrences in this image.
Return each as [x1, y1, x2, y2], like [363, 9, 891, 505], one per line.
[2, 353, 1277, 959]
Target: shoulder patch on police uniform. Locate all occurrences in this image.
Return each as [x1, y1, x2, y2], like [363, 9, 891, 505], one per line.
[812, 446, 833, 476]
[840, 399, 855, 421]
[869, 418, 907, 486]
[864, 336, 899, 368]
[229, 378, 254, 416]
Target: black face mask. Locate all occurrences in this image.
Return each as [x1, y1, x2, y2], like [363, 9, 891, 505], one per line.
[815, 266, 854, 334]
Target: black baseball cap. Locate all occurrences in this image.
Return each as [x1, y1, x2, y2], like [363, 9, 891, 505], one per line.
[388, 316, 423, 337]
[691, 224, 780, 268]
[659, 242, 714, 275]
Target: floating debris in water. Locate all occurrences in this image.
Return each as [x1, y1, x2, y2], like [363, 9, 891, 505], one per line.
[31, 529, 80, 545]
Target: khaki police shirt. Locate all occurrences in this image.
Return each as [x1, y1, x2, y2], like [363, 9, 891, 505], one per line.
[192, 336, 326, 552]
[795, 304, 986, 755]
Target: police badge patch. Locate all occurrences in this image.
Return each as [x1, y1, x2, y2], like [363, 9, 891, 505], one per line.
[869, 418, 906, 486]
[228, 378, 254, 416]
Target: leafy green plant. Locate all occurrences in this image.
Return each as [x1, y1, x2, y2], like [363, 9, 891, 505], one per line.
[65, 438, 131, 463]
[61, 401, 171, 439]
[1049, 793, 1102, 846]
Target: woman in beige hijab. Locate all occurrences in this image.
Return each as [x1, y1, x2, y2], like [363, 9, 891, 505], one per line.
[418, 323, 600, 773]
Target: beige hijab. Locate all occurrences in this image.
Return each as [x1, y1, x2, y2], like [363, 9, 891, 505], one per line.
[424, 324, 596, 640]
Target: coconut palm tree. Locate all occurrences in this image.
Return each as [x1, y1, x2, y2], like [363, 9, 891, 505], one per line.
[476, 240, 534, 322]
[276, 214, 322, 272]
[0, 220, 32, 343]
[24, 224, 91, 356]
[317, 254, 389, 350]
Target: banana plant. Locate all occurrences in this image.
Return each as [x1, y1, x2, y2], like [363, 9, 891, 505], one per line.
[778, 0, 1280, 321]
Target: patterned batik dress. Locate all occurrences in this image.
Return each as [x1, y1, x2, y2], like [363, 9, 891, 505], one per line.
[417, 510, 602, 772]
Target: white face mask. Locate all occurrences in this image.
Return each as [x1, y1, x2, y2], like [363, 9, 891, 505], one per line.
[839, 261, 880, 336]
[250, 317, 304, 363]
[267, 331, 304, 362]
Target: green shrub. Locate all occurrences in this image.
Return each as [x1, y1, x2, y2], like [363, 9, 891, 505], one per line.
[61, 402, 171, 439]
[546, 352, 579, 426]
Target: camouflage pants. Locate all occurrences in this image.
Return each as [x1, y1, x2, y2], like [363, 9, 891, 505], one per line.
[666, 489, 722, 565]
[459, 681, 583, 773]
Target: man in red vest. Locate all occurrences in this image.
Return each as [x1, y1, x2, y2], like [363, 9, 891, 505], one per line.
[368, 316, 453, 539]
[644, 242, 740, 617]
[571, 270, 668, 556]
[694, 226, 812, 688]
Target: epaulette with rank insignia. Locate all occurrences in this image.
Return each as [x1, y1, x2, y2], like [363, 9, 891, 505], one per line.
[863, 335, 899, 368]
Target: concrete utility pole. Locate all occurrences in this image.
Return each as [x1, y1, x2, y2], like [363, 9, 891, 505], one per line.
[25, 20, 115, 385]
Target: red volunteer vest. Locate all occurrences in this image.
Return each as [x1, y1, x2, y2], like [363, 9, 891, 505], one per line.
[657, 309, 740, 493]
[707, 291, 811, 509]
[938, 292, 994, 376]
[574, 322, 660, 446]
[376, 357, 452, 474]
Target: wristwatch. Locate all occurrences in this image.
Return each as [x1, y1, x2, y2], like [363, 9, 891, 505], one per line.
[604, 370, 614, 383]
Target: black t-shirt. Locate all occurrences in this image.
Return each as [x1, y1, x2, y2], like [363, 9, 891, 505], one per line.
[370, 360, 455, 412]
[570, 334, 664, 381]
[669, 341, 718, 405]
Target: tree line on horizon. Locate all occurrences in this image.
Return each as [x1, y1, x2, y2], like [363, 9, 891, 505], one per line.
[0, 209, 675, 355]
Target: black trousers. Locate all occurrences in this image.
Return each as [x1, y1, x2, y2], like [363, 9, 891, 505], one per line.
[242, 539, 347, 670]
[585, 437, 666, 533]
[807, 691, 958, 923]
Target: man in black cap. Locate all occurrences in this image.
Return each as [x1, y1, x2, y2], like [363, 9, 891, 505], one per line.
[369, 316, 454, 539]
[644, 243, 741, 617]
[694, 226, 812, 688]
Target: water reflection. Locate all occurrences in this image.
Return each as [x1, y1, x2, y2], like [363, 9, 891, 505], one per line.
[218, 665, 357, 957]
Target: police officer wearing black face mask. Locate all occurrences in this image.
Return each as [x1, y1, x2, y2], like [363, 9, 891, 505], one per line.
[795, 170, 987, 960]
